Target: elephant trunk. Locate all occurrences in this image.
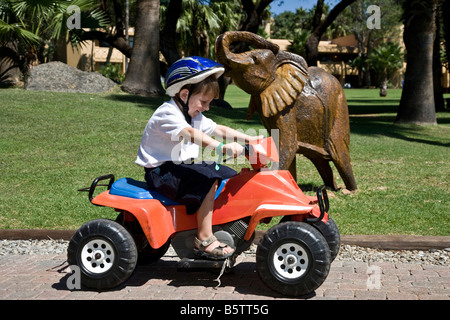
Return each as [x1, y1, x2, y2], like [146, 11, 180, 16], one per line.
[215, 31, 279, 67]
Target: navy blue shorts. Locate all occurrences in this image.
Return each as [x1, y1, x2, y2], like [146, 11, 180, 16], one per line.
[145, 161, 236, 214]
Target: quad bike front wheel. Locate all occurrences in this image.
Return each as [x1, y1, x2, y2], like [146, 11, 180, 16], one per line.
[67, 219, 138, 290]
[256, 221, 331, 297]
[312, 217, 340, 262]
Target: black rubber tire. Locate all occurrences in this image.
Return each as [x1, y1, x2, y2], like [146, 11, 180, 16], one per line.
[311, 217, 340, 261]
[256, 221, 331, 297]
[67, 219, 138, 290]
[137, 238, 171, 265]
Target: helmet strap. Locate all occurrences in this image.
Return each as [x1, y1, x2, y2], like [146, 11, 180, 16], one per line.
[175, 92, 192, 125]
[175, 95, 192, 125]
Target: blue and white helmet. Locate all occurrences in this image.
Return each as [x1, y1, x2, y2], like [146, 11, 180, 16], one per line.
[164, 56, 225, 97]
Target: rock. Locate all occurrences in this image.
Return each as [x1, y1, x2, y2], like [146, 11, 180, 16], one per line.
[24, 61, 117, 93]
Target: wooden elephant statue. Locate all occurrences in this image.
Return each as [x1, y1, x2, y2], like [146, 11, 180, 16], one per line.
[215, 31, 357, 191]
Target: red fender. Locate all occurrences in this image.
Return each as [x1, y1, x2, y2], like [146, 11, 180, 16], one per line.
[92, 192, 177, 249]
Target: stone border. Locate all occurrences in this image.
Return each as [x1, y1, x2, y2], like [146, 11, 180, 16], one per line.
[1, 229, 449, 250]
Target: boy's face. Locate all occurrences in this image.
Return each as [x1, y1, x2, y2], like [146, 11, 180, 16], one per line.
[186, 89, 215, 118]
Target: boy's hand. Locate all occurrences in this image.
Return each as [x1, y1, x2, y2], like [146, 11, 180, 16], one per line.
[248, 135, 265, 142]
[222, 142, 244, 158]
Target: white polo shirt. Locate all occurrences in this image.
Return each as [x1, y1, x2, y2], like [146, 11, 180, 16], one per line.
[135, 99, 217, 168]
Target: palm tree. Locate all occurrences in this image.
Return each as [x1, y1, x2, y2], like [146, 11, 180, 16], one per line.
[395, 0, 437, 125]
[176, 0, 221, 58]
[367, 42, 404, 97]
[287, 29, 311, 57]
[0, 1, 40, 47]
[174, 0, 241, 59]
[0, 0, 41, 78]
[121, 0, 163, 96]
[0, 0, 108, 76]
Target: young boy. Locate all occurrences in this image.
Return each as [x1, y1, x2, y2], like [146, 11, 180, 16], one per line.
[136, 56, 262, 260]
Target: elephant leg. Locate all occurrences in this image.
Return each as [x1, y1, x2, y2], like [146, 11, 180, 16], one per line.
[269, 111, 298, 181]
[307, 157, 338, 191]
[280, 144, 297, 181]
[288, 155, 297, 181]
[331, 152, 357, 191]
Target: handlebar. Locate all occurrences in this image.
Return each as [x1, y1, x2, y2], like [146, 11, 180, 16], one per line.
[218, 137, 278, 171]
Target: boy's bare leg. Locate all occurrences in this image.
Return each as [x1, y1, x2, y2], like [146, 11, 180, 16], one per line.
[196, 180, 234, 255]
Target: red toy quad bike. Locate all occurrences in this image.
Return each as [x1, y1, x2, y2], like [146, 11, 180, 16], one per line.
[69, 137, 340, 297]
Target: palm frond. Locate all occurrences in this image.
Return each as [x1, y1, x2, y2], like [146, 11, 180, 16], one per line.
[0, 19, 41, 46]
[10, 0, 57, 22]
[47, 0, 110, 40]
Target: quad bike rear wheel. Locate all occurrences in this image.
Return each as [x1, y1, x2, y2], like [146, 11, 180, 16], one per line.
[256, 221, 331, 297]
[67, 219, 138, 290]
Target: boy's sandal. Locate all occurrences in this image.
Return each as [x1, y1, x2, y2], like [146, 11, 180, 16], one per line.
[194, 235, 234, 260]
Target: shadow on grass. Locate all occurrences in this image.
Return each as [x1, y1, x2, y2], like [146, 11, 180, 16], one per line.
[105, 93, 167, 111]
[349, 112, 450, 148]
[106, 93, 263, 127]
[347, 104, 399, 114]
[105, 91, 449, 148]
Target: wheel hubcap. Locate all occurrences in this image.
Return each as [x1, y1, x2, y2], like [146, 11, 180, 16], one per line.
[81, 239, 115, 274]
[273, 242, 309, 279]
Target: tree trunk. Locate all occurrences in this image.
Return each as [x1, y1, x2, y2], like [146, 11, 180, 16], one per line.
[121, 0, 164, 96]
[305, 0, 358, 66]
[443, 0, 450, 65]
[160, 0, 182, 67]
[305, 33, 320, 67]
[82, 0, 132, 58]
[433, 2, 445, 111]
[305, 0, 325, 66]
[395, 0, 437, 125]
[379, 75, 388, 97]
[240, 0, 274, 34]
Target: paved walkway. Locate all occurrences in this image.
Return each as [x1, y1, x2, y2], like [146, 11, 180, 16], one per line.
[0, 252, 449, 302]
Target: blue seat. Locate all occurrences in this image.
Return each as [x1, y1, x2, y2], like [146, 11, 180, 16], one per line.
[109, 177, 229, 205]
[110, 178, 181, 205]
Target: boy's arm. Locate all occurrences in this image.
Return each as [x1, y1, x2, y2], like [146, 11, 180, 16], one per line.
[179, 126, 221, 148]
[179, 126, 244, 157]
[213, 124, 264, 143]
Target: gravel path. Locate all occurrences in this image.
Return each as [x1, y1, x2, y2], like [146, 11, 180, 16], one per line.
[1, 239, 449, 266]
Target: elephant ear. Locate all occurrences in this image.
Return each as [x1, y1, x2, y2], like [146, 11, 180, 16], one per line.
[260, 63, 308, 118]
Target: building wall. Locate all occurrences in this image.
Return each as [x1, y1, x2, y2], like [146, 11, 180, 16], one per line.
[60, 29, 133, 74]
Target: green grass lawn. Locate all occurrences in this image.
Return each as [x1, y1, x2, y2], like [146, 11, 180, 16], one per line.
[1, 86, 449, 236]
